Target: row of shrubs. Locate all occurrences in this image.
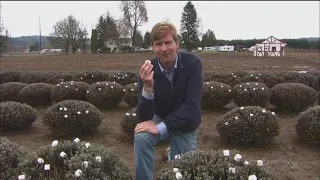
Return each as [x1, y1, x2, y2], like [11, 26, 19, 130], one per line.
[0, 81, 139, 109]
[0, 71, 138, 86]
[1, 70, 319, 90]
[1, 80, 319, 113]
[1, 136, 282, 180]
[1, 100, 319, 147]
[202, 81, 320, 112]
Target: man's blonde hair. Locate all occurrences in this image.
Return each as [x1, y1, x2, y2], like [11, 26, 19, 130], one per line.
[150, 22, 179, 43]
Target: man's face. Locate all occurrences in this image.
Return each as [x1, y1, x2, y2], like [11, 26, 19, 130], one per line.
[152, 32, 179, 65]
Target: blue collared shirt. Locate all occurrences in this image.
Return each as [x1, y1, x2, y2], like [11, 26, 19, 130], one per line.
[141, 52, 178, 136]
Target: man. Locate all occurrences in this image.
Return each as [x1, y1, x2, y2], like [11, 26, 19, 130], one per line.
[134, 22, 203, 180]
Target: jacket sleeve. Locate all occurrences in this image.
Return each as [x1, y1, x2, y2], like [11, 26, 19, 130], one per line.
[163, 57, 203, 131]
[136, 76, 155, 122]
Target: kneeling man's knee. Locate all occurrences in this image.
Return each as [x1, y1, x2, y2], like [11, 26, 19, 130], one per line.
[134, 132, 157, 147]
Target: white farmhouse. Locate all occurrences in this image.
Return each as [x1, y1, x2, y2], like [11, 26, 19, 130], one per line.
[253, 36, 287, 57]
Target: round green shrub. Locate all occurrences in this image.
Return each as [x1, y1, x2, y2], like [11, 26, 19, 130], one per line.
[156, 149, 275, 180]
[109, 72, 136, 86]
[0, 70, 22, 84]
[51, 81, 90, 103]
[20, 71, 54, 84]
[270, 83, 317, 112]
[0, 137, 27, 180]
[65, 142, 133, 180]
[241, 71, 281, 88]
[17, 139, 87, 180]
[209, 72, 243, 87]
[42, 100, 102, 136]
[279, 71, 319, 90]
[47, 72, 77, 85]
[0, 82, 28, 102]
[18, 139, 132, 180]
[308, 71, 320, 90]
[295, 105, 320, 146]
[123, 82, 139, 107]
[233, 82, 270, 107]
[120, 107, 138, 139]
[216, 106, 280, 145]
[86, 82, 125, 109]
[201, 81, 233, 109]
[0, 101, 37, 132]
[19, 83, 54, 106]
[72, 71, 109, 84]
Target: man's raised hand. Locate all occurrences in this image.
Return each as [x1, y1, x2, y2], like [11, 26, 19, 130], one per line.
[139, 60, 154, 92]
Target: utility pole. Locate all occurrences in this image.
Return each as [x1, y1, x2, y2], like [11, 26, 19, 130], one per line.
[39, 16, 41, 51]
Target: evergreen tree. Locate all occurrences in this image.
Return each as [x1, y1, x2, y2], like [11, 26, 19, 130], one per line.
[200, 29, 216, 47]
[180, 1, 201, 51]
[143, 31, 151, 48]
[91, 29, 98, 53]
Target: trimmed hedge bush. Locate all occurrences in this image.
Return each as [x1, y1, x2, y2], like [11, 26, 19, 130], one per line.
[0, 70, 22, 84]
[72, 71, 109, 84]
[241, 71, 281, 88]
[42, 100, 102, 136]
[279, 71, 319, 90]
[0, 82, 28, 102]
[65, 141, 133, 179]
[0, 101, 37, 132]
[51, 81, 90, 103]
[216, 106, 280, 145]
[295, 105, 320, 145]
[20, 71, 54, 84]
[120, 107, 138, 139]
[233, 82, 270, 107]
[19, 83, 54, 106]
[270, 83, 317, 112]
[18, 139, 132, 180]
[201, 81, 233, 109]
[47, 72, 76, 85]
[86, 82, 125, 109]
[123, 83, 139, 107]
[157, 149, 275, 180]
[209, 72, 243, 87]
[0, 137, 27, 180]
[109, 72, 136, 86]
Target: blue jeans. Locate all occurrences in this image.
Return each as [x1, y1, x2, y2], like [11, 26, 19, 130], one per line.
[134, 114, 198, 180]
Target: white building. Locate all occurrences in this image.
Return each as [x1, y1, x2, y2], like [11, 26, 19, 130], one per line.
[253, 36, 287, 57]
[104, 38, 132, 52]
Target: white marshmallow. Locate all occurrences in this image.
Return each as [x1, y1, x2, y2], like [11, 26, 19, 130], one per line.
[248, 175, 257, 180]
[18, 174, 26, 180]
[51, 140, 58, 147]
[234, 154, 242, 162]
[223, 150, 230, 156]
[75, 169, 82, 177]
[257, 160, 263, 166]
[176, 172, 183, 180]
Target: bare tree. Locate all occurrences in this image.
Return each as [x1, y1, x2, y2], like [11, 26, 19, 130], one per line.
[119, 0, 148, 47]
[50, 15, 88, 54]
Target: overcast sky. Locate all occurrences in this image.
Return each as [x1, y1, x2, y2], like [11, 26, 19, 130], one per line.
[1, 1, 319, 40]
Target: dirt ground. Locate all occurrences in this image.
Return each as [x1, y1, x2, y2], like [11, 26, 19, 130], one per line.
[1, 51, 320, 179]
[1, 51, 319, 72]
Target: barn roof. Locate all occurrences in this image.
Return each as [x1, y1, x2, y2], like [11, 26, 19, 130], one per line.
[258, 36, 287, 44]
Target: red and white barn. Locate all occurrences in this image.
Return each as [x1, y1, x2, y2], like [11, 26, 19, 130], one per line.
[253, 36, 287, 57]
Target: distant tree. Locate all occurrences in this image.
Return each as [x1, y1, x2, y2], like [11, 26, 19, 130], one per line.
[180, 1, 201, 51]
[96, 15, 106, 49]
[91, 29, 98, 53]
[119, 0, 148, 47]
[200, 29, 216, 47]
[133, 30, 143, 47]
[50, 15, 88, 54]
[143, 31, 151, 49]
